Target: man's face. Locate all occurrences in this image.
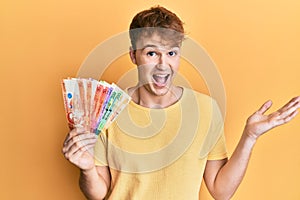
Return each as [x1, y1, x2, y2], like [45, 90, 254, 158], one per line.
[131, 33, 181, 97]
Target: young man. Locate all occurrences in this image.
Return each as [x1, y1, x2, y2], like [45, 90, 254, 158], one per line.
[62, 6, 300, 200]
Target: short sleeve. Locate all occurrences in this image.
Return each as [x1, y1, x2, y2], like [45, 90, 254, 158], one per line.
[207, 132, 228, 160]
[199, 98, 228, 159]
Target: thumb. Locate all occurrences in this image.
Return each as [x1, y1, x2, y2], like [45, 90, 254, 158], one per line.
[257, 100, 273, 115]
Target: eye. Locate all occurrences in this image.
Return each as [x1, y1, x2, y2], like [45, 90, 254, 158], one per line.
[147, 51, 157, 57]
[168, 51, 177, 57]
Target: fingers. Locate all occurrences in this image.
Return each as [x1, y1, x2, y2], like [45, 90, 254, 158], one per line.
[267, 97, 300, 127]
[63, 127, 86, 146]
[257, 100, 273, 115]
[278, 96, 300, 111]
[283, 110, 299, 123]
[273, 110, 299, 127]
[278, 101, 300, 119]
[257, 96, 300, 116]
[67, 143, 96, 163]
[63, 133, 97, 159]
[62, 129, 98, 160]
[245, 97, 300, 137]
[64, 131, 96, 151]
[272, 100, 300, 126]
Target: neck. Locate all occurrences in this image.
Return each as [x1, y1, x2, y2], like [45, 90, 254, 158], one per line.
[129, 85, 183, 109]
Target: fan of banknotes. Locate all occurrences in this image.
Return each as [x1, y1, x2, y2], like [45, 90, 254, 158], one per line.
[61, 78, 131, 135]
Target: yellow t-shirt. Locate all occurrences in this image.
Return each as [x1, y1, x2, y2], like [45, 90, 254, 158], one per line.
[94, 88, 227, 200]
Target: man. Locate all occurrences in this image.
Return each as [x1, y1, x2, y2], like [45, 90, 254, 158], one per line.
[62, 6, 300, 200]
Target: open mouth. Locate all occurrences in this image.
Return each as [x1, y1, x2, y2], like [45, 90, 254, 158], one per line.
[152, 74, 170, 87]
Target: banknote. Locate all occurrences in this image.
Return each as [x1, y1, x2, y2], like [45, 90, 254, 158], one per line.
[61, 78, 131, 134]
[104, 83, 131, 130]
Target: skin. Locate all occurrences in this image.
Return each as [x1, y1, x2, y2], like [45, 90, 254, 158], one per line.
[62, 33, 300, 200]
[128, 33, 183, 108]
[204, 97, 300, 199]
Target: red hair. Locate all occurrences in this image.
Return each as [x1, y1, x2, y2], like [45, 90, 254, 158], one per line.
[129, 6, 185, 49]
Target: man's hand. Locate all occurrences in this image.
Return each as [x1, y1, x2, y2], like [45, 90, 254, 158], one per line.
[62, 128, 98, 170]
[245, 96, 300, 140]
[62, 129, 110, 199]
[204, 96, 300, 200]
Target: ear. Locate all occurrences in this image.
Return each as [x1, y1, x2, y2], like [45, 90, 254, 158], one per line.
[129, 47, 137, 65]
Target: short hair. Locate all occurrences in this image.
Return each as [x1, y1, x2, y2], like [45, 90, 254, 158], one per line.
[129, 6, 185, 49]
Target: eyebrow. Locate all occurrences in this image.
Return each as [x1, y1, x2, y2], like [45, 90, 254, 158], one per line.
[140, 44, 180, 51]
[141, 44, 158, 50]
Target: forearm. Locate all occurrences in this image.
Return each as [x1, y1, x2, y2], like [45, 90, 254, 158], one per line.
[79, 166, 108, 200]
[213, 129, 257, 199]
[207, 97, 300, 199]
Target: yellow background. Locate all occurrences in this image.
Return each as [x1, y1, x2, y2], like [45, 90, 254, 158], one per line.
[1, 0, 300, 199]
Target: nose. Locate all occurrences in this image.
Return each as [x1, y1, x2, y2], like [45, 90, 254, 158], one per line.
[156, 54, 168, 70]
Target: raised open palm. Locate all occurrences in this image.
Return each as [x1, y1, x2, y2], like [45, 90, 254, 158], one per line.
[245, 96, 300, 139]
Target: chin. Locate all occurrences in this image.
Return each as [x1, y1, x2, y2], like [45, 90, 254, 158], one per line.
[151, 85, 172, 96]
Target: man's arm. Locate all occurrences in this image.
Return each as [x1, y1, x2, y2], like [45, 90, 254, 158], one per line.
[79, 166, 110, 200]
[204, 96, 300, 200]
[62, 128, 110, 200]
[204, 132, 255, 200]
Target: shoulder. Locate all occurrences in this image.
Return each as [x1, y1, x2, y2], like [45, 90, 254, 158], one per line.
[181, 87, 222, 117]
[183, 87, 215, 104]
